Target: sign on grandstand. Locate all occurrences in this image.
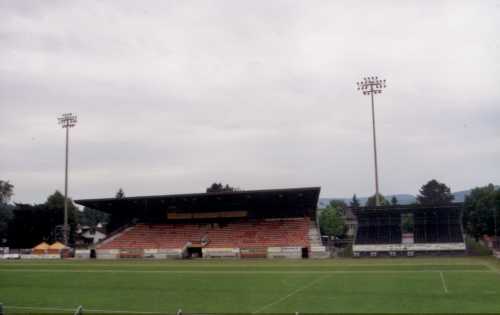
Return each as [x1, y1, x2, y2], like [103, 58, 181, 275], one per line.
[167, 211, 248, 220]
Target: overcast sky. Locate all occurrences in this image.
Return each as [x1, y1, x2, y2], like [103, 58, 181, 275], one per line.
[1, 0, 499, 204]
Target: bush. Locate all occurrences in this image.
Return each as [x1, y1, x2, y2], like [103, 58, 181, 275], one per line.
[319, 206, 345, 238]
[465, 235, 492, 256]
[337, 243, 353, 257]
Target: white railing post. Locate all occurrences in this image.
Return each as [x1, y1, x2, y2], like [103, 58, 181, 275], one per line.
[74, 305, 83, 315]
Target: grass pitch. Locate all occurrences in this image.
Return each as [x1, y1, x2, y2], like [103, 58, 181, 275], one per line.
[1, 257, 500, 314]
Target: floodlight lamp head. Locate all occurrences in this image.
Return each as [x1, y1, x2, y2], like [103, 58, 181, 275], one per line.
[58, 113, 78, 128]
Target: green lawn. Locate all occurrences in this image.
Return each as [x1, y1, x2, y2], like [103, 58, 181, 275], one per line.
[1, 257, 499, 314]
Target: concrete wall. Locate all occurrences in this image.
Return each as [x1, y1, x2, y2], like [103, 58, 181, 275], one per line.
[267, 246, 302, 259]
[310, 246, 330, 259]
[202, 248, 239, 258]
[75, 249, 91, 259]
[96, 249, 119, 259]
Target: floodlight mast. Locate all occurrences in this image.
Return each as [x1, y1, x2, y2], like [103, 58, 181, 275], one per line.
[58, 113, 77, 246]
[357, 77, 386, 206]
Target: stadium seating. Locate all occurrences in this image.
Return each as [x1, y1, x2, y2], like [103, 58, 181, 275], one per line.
[355, 212, 402, 244]
[355, 210, 464, 245]
[414, 211, 463, 243]
[98, 218, 311, 251]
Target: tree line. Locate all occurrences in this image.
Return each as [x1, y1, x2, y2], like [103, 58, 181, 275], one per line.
[0, 181, 234, 248]
[0, 181, 120, 248]
[1, 179, 498, 247]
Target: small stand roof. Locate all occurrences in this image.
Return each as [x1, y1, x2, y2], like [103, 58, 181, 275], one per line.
[48, 242, 67, 250]
[33, 242, 50, 250]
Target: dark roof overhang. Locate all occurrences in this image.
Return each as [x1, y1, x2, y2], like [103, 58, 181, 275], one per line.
[75, 186, 321, 218]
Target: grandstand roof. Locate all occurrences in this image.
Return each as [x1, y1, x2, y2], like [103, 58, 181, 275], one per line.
[75, 187, 321, 220]
[352, 203, 464, 216]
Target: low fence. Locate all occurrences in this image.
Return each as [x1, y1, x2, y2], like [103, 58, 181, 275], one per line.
[0, 303, 186, 315]
[0, 248, 63, 260]
[0, 303, 305, 315]
[0, 247, 73, 260]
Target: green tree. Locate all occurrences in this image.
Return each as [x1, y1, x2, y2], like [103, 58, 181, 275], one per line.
[417, 179, 454, 205]
[366, 193, 389, 207]
[0, 180, 14, 204]
[8, 203, 62, 247]
[463, 184, 499, 240]
[350, 194, 360, 207]
[401, 213, 414, 233]
[319, 206, 345, 238]
[7, 191, 83, 247]
[206, 183, 238, 193]
[115, 188, 125, 199]
[0, 180, 14, 244]
[0, 203, 14, 244]
[78, 207, 110, 228]
[328, 199, 347, 212]
[391, 196, 399, 205]
[9, 203, 45, 247]
[45, 191, 79, 244]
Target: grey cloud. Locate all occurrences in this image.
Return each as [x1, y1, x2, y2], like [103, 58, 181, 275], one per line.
[1, 0, 499, 203]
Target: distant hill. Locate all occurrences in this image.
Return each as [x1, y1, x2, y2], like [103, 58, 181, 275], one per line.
[451, 185, 499, 202]
[451, 190, 471, 203]
[318, 194, 415, 208]
[318, 185, 499, 207]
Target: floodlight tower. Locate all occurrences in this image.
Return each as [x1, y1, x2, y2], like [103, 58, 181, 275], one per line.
[58, 113, 77, 246]
[357, 76, 386, 206]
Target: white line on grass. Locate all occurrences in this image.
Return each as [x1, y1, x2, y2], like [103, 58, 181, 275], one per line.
[252, 275, 329, 314]
[5, 305, 167, 314]
[483, 262, 500, 275]
[439, 271, 449, 293]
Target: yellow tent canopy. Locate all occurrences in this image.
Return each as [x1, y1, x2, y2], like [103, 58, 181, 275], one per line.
[48, 242, 67, 250]
[33, 242, 50, 250]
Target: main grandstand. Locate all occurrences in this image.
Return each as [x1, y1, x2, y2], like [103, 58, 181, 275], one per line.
[353, 204, 466, 256]
[75, 187, 328, 259]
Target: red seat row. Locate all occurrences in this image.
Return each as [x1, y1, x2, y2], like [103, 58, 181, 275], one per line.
[99, 218, 311, 250]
